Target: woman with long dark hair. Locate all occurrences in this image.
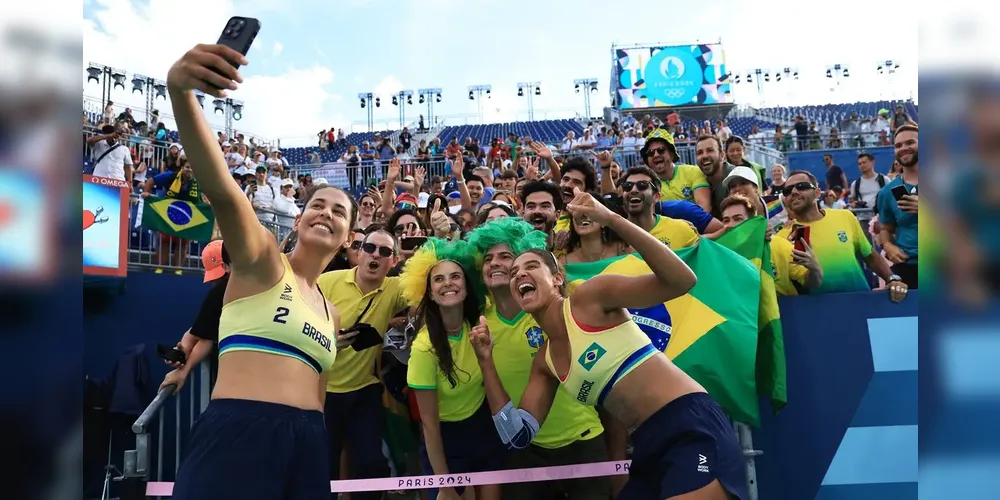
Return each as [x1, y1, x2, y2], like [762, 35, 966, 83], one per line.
[165, 43, 357, 499]
[401, 238, 503, 500]
[562, 191, 626, 264]
[469, 189, 748, 500]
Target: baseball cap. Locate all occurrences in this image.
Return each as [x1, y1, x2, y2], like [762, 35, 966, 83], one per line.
[169, 142, 182, 151]
[314, 178, 329, 186]
[202, 240, 228, 283]
[280, 178, 295, 187]
[255, 165, 267, 173]
[417, 192, 430, 208]
[723, 166, 760, 189]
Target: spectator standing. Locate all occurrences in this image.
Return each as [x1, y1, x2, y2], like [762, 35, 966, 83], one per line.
[850, 153, 888, 229]
[142, 155, 201, 270]
[876, 125, 919, 288]
[890, 104, 915, 133]
[246, 165, 276, 222]
[399, 127, 412, 152]
[792, 116, 809, 151]
[87, 124, 133, 182]
[776, 170, 906, 300]
[823, 154, 848, 192]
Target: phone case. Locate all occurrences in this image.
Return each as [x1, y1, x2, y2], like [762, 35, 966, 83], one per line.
[217, 17, 261, 63]
[350, 328, 383, 351]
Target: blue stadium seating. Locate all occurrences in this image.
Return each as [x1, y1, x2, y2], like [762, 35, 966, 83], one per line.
[87, 100, 918, 170]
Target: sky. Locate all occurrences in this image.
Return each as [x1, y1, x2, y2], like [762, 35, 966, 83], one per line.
[82, 0, 919, 147]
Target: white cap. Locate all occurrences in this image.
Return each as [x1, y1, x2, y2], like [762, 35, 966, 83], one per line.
[280, 178, 295, 187]
[448, 204, 461, 214]
[417, 192, 430, 208]
[723, 166, 759, 189]
[314, 178, 329, 186]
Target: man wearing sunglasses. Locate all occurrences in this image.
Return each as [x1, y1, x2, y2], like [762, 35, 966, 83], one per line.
[776, 170, 908, 302]
[618, 166, 700, 250]
[318, 226, 411, 499]
[639, 128, 712, 214]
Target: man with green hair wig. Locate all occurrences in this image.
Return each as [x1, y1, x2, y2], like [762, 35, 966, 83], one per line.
[466, 218, 612, 500]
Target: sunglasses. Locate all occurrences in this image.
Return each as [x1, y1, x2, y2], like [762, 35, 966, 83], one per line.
[396, 202, 416, 211]
[781, 182, 816, 197]
[361, 242, 393, 258]
[350, 240, 364, 250]
[394, 222, 418, 235]
[621, 180, 652, 192]
[647, 146, 669, 156]
[361, 202, 376, 209]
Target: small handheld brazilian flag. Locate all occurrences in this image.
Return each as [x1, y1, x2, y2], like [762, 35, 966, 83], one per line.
[141, 196, 215, 242]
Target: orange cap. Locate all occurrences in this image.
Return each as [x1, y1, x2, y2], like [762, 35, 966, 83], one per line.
[202, 240, 227, 282]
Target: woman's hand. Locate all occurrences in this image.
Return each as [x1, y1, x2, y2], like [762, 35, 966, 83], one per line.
[166, 44, 246, 98]
[469, 316, 493, 361]
[387, 157, 401, 181]
[566, 187, 615, 225]
[159, 368, 188, 393]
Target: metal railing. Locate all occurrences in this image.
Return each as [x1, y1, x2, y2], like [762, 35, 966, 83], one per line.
[112, 362, 212, 499]
[741, 131, 893, 153]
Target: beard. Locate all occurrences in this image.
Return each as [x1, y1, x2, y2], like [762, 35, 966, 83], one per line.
[897, 149, 918, 168]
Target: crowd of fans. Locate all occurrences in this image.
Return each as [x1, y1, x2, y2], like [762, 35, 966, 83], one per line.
[153, 109, 916, 498]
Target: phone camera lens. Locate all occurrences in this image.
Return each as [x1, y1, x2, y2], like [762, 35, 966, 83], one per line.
[223, 28, 233, 37]
[227, 20, 239, 29]
[237, 19, 246, 26]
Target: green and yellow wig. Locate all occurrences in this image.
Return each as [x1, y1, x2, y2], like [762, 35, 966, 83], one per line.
[400, 237, 486, 308]
[466, 217, 549, 266]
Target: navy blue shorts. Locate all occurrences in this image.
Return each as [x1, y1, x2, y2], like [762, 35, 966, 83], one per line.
[171, 398, 330, 500]
[420, 402, 506, 496]
[619, 392, 748, 500]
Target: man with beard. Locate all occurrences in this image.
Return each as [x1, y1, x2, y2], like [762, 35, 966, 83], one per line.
[318, 227, 410, 499]
[776, 170, 909, 302]
[519, 180, 563, 243]
[467, 218, 610, 500]
[619, 166, 700, 250]
[638, 129, 712, 213]
[552, 157, 598, 235]
[875, 125, 919, 288]
[695, 135, 736, 218]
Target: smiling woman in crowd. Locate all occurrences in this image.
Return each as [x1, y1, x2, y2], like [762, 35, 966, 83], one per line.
[562, 191, 627, 264]
[164, 43, 357, 499]
[402, 238, 504, 500]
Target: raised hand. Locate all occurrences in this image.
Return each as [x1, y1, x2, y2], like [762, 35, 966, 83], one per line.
[469, 315, 493, 360]
[566, 187, 614, 225]
[166, 44, 247, 98]
[525, 157, 540, 180]
[451, 155, 465, 180]
[367, 186, 382, 205]
[590, 147, 617, 167]
[387, 157, 401, 181]
[414, 165, 426, 186]
[529, 141, 553, 160]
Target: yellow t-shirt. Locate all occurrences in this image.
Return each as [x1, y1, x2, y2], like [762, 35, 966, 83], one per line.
[486, 304, 604, 449]
[769, 237, 809, 296]
[318, 269, 409, 393]
[658, 164, 710, 203]
[407, 324, 485, 422]
[649, 214, 700, 250]
[775, 209, 873, 294]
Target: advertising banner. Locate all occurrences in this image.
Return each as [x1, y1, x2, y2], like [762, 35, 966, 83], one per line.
[615, 43, 731, 109]
[83, 174, 129, 277]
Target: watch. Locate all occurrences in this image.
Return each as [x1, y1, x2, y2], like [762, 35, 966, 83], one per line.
[887, 274, 902, 283]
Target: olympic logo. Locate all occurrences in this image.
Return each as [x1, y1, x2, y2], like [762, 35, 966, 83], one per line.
[666, 89, 685, 98]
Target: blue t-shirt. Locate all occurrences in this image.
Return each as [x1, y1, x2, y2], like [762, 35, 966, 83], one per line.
[659, 200, 714, 233]
[876, 177, 918, 257]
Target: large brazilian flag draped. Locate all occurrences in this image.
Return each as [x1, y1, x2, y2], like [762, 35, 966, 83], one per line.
[563, 216, 786, 427]
[141, 196, 216, 242]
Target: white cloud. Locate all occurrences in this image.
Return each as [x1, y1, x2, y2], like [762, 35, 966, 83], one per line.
[272, 41, 283, 56]
[82, 0, 344, 146]
[372, 75, 404, 99]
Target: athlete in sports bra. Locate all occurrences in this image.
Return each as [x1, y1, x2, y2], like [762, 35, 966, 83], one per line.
[470, 188, 748, 500]
[166, 44, 357, 500]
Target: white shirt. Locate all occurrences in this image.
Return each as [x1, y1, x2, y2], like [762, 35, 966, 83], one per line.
[621, 136, 638, 152]
[265, 157, 282, 170]
[272, 194, 301, 218]
[561, 138, 577, 151]
[228, 152, 245, 172]
[246, 182, 275, 209]
[91, 141, 133, 181]
[576, 137, 596, 149]
[855, 174, 884, 208]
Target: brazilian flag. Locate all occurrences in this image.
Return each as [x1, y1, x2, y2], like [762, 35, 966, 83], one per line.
[564, 216, 786, 427]
[141, 196, 215, 242]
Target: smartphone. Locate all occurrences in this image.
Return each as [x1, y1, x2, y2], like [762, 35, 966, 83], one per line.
[349, 325, 383, 351]
[793, 225, 811, 252]
[156, 344, 187, 365]
[214, 17, 261, 85]
[890, 184, 909, 201]
[401, 236, 427, 251]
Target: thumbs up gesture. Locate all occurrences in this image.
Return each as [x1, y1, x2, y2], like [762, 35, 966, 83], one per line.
[469, 316, 494, 360]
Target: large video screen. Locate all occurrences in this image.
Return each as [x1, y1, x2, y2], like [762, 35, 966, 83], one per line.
[614, 44, 731, 109]
[83, 174, 129, 277]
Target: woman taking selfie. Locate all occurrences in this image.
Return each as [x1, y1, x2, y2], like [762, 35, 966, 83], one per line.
[166, 43, 356, 499]
[470, 188, 748, 500]
[402, 238, 504, 500]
